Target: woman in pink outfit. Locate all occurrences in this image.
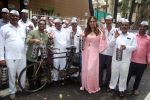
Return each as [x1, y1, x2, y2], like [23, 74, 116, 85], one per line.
[80, 16, 107, 94]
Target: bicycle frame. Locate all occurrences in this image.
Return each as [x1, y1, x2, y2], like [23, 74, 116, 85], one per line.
[18, 46, 79, 93]
[32, 45, 77, 77]
[49, 46, 76, 71]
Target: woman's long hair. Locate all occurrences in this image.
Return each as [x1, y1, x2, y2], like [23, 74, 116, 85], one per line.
[84, 16, 100, 37]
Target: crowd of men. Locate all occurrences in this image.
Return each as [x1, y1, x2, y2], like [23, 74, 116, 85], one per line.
[0, 7, 149, 100]
[0, 8, 82, 100]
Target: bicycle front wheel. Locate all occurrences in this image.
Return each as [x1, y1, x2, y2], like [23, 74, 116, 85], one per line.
[18, 61, 50, 93]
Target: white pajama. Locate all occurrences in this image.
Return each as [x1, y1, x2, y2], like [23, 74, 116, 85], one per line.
[49, 28, 69, 81]
[109, 60, 130, 91]
[109, 32, 137, 92]
[0, 23, 26, 95]
[6, 59, 26, 94]
[53, 53, 66, 70]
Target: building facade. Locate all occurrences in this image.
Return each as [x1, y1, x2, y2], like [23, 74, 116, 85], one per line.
[8, 0, 90, 18]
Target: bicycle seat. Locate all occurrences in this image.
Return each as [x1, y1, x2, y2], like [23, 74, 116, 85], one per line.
[66, 46, 76, 50]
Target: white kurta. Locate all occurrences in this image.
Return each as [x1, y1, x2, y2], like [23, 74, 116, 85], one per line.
[109, 32, 137, 92]
[67, 28, 82, 53]
[0, 23, 26, 60]
[18, 19, 34, 34]
[49, 27, 69, 81]
[0, 19, 9, 28]
[101, 27, 117, 56]
[0, 23, 26, 94]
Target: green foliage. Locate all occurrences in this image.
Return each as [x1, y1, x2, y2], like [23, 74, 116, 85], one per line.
[47, 6, 54, 16]
[120, 0, 129, 17]
[141, 0, 150, 3]
[145, 0, 150, 3]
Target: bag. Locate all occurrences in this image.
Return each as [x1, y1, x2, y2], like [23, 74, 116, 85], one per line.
[72, 53, 81, 67]
[40, 45, 48, 59]
[31, 45, 39, 59]
[0, 65, 9, 89]
[116, 48, 123, 61]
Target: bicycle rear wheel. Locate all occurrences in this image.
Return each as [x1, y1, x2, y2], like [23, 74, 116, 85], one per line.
[18, 61, 50, 93]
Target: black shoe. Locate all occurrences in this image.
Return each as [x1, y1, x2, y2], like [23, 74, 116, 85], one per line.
[10, 93, 16, 100]
[51, 81, 61, 86]
[119, 91, 125, 97]
[107, 88, 114, 92]
[125, 89, 132, 95]
[107, 88, 116, 97]
[132, 90, 140, 96]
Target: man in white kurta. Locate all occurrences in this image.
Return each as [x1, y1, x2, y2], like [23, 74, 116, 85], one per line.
[68, 19, 82, 53]
[18, 9, 34, 34]
[99, 15, 116, 89]
[109, 19, 137, 97]
[0, 8, 10, 28]
[0, 10, 26, 99]
[48, 19, 69, 81]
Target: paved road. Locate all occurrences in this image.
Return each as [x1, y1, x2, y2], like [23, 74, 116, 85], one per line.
[1, 68, 150, 100]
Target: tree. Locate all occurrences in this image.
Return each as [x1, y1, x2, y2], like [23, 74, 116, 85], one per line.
[129, 0, 136, 24]
[113, 0, 119, 23]
[88, 0, 94, 16]
[20, 0, 30, 10]
[0, 0, 8, 9]
[120, 0, 129, 18]
[131, 0, 150, 29]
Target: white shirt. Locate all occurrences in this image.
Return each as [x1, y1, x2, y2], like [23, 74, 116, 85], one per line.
[68, 25, 82, 32]
[67, 28, 82, 53]
[18, 19, 34, 34]
[50, 27, 69, 52]
[110, 32, 137, 62]
[0, 23, 26, 60]
[101, 27, 117, 56]
[0, 19, 9, 28]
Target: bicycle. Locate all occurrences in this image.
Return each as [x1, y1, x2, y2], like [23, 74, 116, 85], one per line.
[18, 45, 80, 94]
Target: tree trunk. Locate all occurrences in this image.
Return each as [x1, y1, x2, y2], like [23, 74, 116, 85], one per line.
[131, 0, 150, 29]
[20, 0, 28, 11]
[121, 0, 129, 18]
[88, 0, 94, 16]
[129, 0, 136, 25]
[113, 0, 119, 23]
[3, 0, 8, 8]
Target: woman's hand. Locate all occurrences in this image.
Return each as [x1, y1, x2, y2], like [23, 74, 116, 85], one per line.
[101, 29, 106, 40]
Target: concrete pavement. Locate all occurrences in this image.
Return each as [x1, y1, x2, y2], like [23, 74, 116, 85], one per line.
[1, 68, 150, 100]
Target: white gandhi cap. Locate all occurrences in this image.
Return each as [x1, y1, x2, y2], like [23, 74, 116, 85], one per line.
[54, 18, 62, 23]
[121, 18, 129, 23]
[118, 18, 124, 22]
[72, 17, 77, 21]
[49, 17, 54, 20]
[10, 10, 19, 16]
[71, 19, 77, 23]
[105, 15, 113, 20]
[21, 9, 29, 13]
[63, 20, 69, 24]
[1, 8, 9, 13]
[140, 21, 148, 26]
[32, 16, 37, 20]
